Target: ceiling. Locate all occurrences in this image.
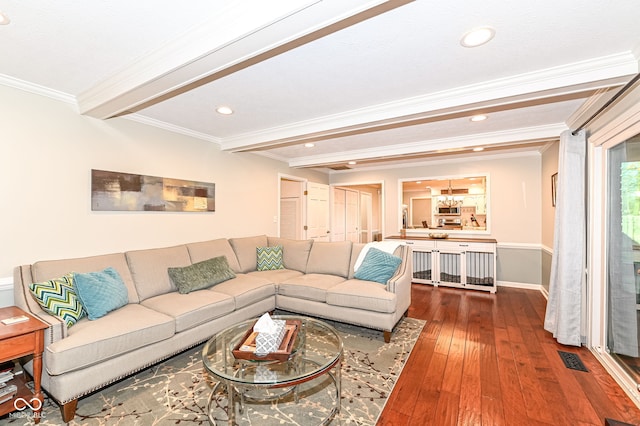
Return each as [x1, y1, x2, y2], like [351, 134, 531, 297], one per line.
[1, 0, 639, 172]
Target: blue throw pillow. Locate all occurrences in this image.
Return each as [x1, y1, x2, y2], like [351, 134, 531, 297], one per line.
[73, 267, 129, 320]
[354, 247, 402, 285]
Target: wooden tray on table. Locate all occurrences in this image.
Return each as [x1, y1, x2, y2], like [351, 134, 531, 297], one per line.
[232, 319, 301, 361]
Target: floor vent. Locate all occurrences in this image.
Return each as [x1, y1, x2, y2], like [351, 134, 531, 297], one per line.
[558, 351, 589, 372]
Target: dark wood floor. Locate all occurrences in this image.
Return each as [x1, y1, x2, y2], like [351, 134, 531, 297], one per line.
[378, 284, 640, 426]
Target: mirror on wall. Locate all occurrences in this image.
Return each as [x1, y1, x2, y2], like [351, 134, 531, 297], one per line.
[400, 175, 489, 234]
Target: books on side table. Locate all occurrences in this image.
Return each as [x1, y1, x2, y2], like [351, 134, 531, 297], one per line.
[0, 361, 17, 404]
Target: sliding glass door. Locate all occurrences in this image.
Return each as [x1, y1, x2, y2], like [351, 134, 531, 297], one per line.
[607, 135, 640, 379]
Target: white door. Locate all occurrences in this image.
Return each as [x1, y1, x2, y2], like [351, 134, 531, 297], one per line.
[279, 178, 304, 239]
[345, 189, 359, 242]
[360, 192, 373, 242]
[306, 182, 330, 241]
[331, 187, 346, 241]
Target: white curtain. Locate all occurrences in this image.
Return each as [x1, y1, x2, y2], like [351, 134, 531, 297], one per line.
[544, 129, 586, 346]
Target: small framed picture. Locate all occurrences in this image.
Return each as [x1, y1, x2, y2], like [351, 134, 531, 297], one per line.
[551, 172, 558, 207]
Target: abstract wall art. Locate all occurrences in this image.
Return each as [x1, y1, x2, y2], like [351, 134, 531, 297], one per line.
[91, 169, 215, 212]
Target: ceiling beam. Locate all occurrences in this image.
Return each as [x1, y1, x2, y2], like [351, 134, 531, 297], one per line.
[77, 0, 413, 119]
[221, 53, 637, 152]
[286, 123, 568, 168]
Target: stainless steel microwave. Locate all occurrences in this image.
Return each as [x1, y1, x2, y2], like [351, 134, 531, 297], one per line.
[437, 206, 461, 215]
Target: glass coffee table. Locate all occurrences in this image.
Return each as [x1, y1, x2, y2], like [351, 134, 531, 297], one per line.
[202, 315, 343, 425]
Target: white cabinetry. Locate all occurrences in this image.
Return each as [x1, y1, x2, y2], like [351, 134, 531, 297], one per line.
[399, 238, 497, 293]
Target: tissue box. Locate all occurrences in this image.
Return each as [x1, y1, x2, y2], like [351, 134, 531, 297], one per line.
[255, 319, 286, 355]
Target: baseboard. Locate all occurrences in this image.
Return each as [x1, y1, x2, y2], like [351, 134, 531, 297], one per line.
[0, 276, 13, 291]
[497, 280, 542, 291]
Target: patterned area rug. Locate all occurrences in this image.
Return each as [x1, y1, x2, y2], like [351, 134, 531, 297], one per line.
[8, 317, 424, 425]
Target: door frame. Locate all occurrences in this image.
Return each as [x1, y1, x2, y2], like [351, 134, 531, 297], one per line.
[329, 180, 385, 241]
[278, 173, 306, 239]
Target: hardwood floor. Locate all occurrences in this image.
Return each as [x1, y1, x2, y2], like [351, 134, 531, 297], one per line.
[378, 284, 640, 426]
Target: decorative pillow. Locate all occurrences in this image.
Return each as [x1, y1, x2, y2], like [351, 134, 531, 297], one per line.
[256, 246, 284, 271]
[354, 247, 402, 285]
[73, 267, 129, 320]
[29, 274, 86, 327]
[168, 255, 236, 294]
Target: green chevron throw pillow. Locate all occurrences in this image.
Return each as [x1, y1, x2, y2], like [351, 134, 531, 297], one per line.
[257, 245, 284, 271]
[29, 273, 86, 327]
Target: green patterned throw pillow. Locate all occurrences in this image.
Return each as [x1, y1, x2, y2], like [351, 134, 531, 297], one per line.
[256, 245, 284, 271]
[168, 255, 237, 294]
[354, 247, 402, 284]
[29, 273, 86, 327]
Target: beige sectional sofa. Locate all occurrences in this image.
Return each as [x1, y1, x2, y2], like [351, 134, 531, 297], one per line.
[13, 235, 411, 422]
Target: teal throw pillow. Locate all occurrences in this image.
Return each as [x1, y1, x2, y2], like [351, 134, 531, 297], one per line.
[256, 246, 284, 271]
[168, 255, 236, 294]
[29, 274, 86, 327]
[73, 267, 129, 320]
[354, 247, 402, 285]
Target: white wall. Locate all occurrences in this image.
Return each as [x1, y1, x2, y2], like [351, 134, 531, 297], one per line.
[0, 85, 327, 291]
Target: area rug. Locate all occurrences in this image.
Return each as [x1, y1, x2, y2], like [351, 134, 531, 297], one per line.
[9, 317, 424, 425]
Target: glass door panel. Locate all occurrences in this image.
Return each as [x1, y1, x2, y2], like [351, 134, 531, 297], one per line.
[607, 135, 640, 379]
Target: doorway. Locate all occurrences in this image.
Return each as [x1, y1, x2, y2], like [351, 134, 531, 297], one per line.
[330, 182, 383, 242]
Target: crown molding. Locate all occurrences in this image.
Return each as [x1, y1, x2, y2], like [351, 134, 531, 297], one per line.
[222, 52, 637, 152]
[76, 0, 411, 119]
[124, 114, 223, 145]
[0, 74, 76, 106]
[327, 148, 543, 174]
[288, 123, 567, 168]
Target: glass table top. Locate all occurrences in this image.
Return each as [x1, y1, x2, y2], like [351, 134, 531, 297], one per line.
[202, 315, 343, 386]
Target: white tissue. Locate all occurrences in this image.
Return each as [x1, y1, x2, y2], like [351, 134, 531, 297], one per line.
[253, 312, 278, 334]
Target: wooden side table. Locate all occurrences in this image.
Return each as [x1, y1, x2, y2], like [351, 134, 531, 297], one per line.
[0, 306, 48, 423]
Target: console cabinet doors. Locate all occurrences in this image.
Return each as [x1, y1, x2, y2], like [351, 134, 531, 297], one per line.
[406, 240, 496, 293]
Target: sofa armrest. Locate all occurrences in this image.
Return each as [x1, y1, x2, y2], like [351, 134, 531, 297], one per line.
[386, 245, 412, 312]
[14, 265, 68, 343]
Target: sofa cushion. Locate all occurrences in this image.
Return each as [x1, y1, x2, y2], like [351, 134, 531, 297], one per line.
[208, 274, 276, 309]
[186, 238, 242, 273]
[277, 273, 346, 302]
[305, 241, 353, 278]
[353, 248, 402, 284]
[126, 245, 191, 301]
[45, 304, 174, 375]
[32, 253, 139, 304]
[141, 290, 235, 333]
[267, 237, 313, 272]
[248, 269, 304, 284]
[229, 235, 268, 273]
[326, 279, 397, 313]
[29, 274, 86, 328]
[168, 256, 236, 294]
[73, 267, 129, 320]
[256, 246, 284, 271]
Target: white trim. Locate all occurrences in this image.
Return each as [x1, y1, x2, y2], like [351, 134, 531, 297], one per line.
[0, 74, 77, 106]
[328, 148, 542, 174]
[0, 276, 13, 291]
[221, 52, 637, 151]
[591, 347, 640, 409]
[496, 242, 542, 250]
[123, 114, 224, 145]
[497, 280, 542, 291]
[541, 244, 553, 254]
[287, 124, 566, 168]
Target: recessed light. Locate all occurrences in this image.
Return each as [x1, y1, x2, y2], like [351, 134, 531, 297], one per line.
[216, 106, 233, 115]
[304, 143, 315, 148]
[460, 27, 495, 48]
[473, 147, 485, 152]
[0, 11, 10, 25]
[348, 161, 357, 165]
[470, 114, 488, 122]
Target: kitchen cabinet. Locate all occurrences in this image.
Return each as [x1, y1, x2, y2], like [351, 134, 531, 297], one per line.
[386, 236, 497, 293]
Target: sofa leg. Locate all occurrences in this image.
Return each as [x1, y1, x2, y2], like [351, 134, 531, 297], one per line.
[61, 399, 78, 423]
[383, 331, 392, 343]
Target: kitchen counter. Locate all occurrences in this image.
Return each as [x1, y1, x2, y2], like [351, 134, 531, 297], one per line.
[386, 235, 497, 243]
